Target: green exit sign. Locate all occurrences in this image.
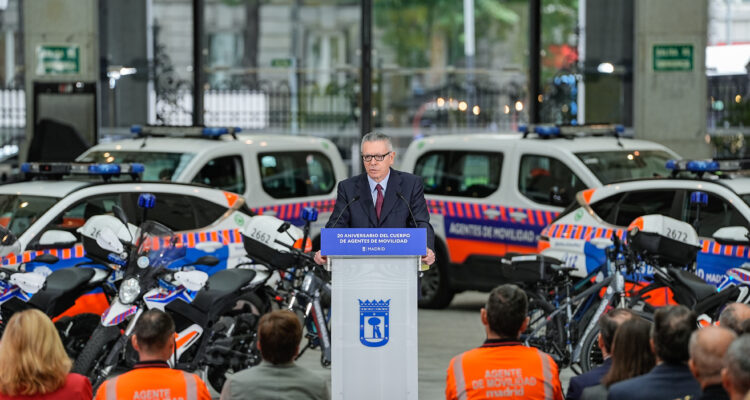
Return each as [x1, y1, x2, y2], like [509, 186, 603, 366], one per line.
[653, 44, 693, 72]
[36, 44, 80, 75]
[271, 58, 293, 68]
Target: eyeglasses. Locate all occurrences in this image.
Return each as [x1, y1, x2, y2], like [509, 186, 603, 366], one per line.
[362, 152, 391, 162]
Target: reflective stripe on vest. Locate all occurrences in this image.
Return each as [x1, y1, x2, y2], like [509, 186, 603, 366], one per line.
[536, 349, 554, 400]
[452, 353, 468, 400]
[106, 376, 118, 400]
[102, 370, 199, 400]
[182, 371, 197, 400]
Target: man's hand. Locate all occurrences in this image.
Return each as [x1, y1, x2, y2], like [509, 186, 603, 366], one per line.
[422, 248, 435, 266]
[314, 250, 328, 265]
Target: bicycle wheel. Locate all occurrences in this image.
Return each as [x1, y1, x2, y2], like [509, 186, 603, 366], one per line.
[579, 324, 603, 373]
[523, 293, 568, 368]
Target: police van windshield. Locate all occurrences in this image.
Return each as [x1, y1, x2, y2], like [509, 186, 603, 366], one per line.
[78, 151, 195, 181]
[0, 194, 59, 237]
[575, 150, 673, 184]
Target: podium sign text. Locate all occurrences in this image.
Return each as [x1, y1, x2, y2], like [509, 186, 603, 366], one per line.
[322, 228, 422, 400]
[321, 228, 426, 256]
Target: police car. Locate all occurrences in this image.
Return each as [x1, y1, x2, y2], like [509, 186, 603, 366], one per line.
[0, 162, 254, 274]
[400, 125, 679, 308]
[76, 126, 347, 244]
[540, 159, 750, 286]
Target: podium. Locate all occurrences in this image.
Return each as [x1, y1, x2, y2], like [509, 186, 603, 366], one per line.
[321, 228, 425, 400]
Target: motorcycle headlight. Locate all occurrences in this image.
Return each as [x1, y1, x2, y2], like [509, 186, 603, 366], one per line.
[119, 278, 141, 304]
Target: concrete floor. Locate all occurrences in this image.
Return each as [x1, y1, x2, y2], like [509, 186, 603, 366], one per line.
[214, 291, 575, 399]
[295, 291, 574, 399]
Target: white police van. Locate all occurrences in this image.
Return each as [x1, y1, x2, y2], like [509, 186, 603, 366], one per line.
[0, 162, 254, 273]
[400, 125, 680, 308]
[77, 126, 347, 245]
[540, 159, 750, 286]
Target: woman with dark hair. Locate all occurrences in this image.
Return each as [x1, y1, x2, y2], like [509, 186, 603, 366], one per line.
[581, 316, 656, 400]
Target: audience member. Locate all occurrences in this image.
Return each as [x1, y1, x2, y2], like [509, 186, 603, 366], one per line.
[445, 284, 563, 400]
[580, 316, 655, 400]
[95, 309, 211, 400]
[566, 309, 635, 400]
[719, 303, 750, 335]
[0, 309, 92, 400]
[689, 326, 737, 400]
[722, 334, 750, 400]
[221, 310, 329, 400]
[608, 305, 701, 400]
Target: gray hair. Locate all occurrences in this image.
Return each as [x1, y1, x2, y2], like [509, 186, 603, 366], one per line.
[719, 303, 750, 335]
[361, 131, 393, 152]
[725, 334, 750, 395]
[688, 326, 736, 381]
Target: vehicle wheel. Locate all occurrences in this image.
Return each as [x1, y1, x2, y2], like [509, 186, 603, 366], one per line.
[523, 293, 567, 368]
[71, 325, 121, 385]
[233, 291, 271, 317]
[203, 293, 268, 393]
[579, 325, 603, 373]
[419, 249, 454, 309]
[55, 313, 101, 359]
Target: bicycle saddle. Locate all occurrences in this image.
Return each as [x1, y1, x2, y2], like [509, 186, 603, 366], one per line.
[667, 268, 715, 303]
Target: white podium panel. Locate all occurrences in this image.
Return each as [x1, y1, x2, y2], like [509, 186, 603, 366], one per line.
[331, 255, 419, 400]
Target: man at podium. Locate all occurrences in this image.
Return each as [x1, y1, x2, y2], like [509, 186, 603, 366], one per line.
[314, 131, 435, 267]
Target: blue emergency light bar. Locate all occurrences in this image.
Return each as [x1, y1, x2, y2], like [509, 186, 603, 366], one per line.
[665, 158, 750, 175]
[130, 125, 241, 139]
[21, 162, 145, 179]
[519, 124, 625, 138]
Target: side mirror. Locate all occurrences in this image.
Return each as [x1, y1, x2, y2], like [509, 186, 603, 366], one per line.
[0, 226, 17, 246]
[549, 186, 570, 207]
[35, 230, 77, 249]
[112, 205, 128, 225]
[712, 226, 750, 245]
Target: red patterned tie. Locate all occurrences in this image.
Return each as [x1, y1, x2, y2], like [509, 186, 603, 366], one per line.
[375, 184, 384, 220]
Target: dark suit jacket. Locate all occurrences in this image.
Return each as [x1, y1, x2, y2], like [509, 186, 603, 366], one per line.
[567, 358, 612, 400]
[326, 169, 435, 251]
[698, 384, 730, 400]
[607, 363, 701, 400]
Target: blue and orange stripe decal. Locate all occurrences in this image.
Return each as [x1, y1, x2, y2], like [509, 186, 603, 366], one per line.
[251, 199, 335, 221]
[546, 222, 750, 258]
[426, 199, 558, 226]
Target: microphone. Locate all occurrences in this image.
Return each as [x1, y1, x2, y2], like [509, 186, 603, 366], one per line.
[396, 192, 418, 229]
[331, 195, 360, 228]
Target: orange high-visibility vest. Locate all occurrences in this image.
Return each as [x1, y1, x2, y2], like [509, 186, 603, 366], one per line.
[95, 363, 211, 400]
[446, 340, 564, 400]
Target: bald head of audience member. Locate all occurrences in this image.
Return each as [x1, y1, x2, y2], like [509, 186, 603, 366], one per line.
[722, 334, 750, 400]
[719, 303, 750, 335]
[688, 326, 737, 388]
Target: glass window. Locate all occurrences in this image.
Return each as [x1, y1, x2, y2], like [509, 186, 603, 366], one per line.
[0, 194, 60, 238]
[47, 194, 126, 238]
[683, 192, 749, 237]
[613, 190, 678, 227]
[519, 154, 586, 206]
[414, 151, 502, 198]
[258, 152, 336, 199]
[77, 151, 195, 181]
[137, 194, 197, 231]
[192, 197, 230, 227]
[589, 193, 626, 225]
[191, 155, 246, 194]
[575, 150, 673, 184]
